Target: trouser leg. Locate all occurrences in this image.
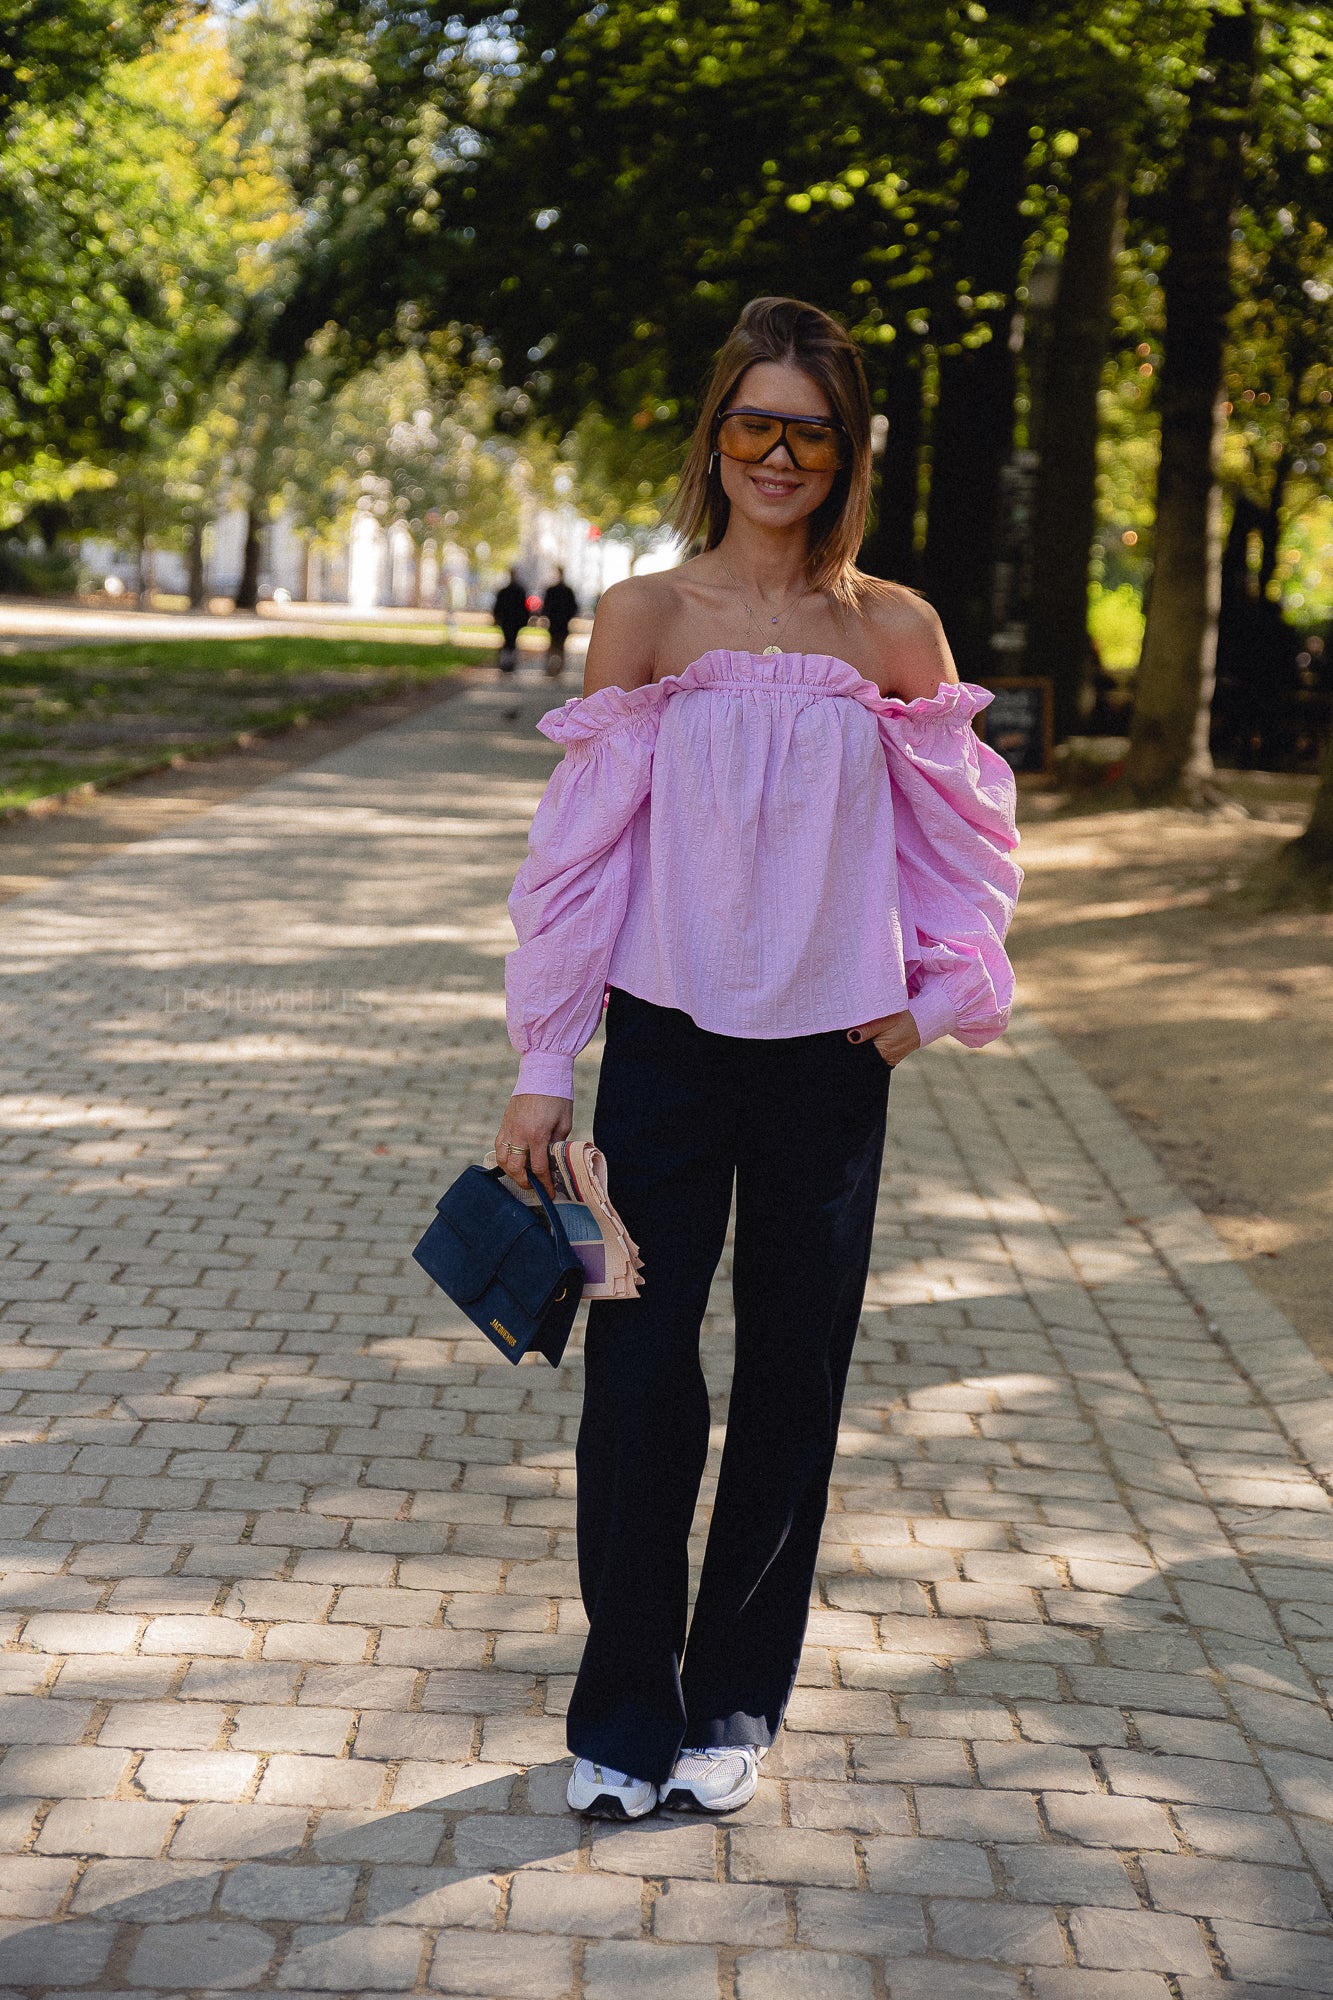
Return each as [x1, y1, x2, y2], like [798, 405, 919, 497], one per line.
[566, 991, 735, 1783]
[680, 1032, 890, 1748]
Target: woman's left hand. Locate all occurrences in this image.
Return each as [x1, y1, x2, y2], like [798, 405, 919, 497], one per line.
[847, 1009, 921, 1068]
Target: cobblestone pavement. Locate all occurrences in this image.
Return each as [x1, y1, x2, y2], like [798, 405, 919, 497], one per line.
[2, 674, 1333, 2000]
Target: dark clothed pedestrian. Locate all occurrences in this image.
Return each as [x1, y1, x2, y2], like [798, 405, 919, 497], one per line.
[541, 571, 579, 678]
[492, 572, 528, 673]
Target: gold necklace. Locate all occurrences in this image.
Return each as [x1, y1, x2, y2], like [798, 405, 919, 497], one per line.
[718, 556, 808, 655]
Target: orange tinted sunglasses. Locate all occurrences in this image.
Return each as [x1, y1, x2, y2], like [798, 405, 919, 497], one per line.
[714, 405, 851, 473]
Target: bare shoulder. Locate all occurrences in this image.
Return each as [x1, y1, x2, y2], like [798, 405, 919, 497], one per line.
[855, 576, 960, 700]
[582, 573, 680, 694]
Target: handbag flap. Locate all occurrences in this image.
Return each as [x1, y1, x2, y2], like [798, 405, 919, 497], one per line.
[497, 1226, 574, 1315]
[429, 1167, 545, 1303]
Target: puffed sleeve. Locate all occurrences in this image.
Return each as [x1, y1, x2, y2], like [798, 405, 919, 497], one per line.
[505, 685, 662, 1097]
[878, 683, 1023, 1049]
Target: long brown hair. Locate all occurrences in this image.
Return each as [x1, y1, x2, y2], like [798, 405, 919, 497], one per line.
[669, 296, 874, 605]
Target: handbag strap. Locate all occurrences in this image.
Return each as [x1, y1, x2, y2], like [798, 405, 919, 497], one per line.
[486, 1164, 578, 1268]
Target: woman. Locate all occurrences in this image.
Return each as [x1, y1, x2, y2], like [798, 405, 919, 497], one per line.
[495, 296, 1021, 1821]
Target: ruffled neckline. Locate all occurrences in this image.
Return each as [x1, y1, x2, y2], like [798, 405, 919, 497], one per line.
[538, 649, 993, 745]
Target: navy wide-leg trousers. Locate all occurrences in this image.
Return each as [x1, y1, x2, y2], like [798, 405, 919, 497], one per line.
[565, 986, 892, 1785]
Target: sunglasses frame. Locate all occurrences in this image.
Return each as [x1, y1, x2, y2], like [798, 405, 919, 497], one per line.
[714, 404, 852, 473]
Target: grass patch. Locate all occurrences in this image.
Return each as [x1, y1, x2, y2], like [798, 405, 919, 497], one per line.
[0, 635, 471, 812]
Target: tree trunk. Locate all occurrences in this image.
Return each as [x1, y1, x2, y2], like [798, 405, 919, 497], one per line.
[1125, 5, 1257, 801]
[921, 99, 1033, 677]
[234, 511, 264, 612]
[233, 364, 289, 614]
[1026, 125, 1129, 742]
[860, 342, 924, 587]
[187, 521, 207, 610]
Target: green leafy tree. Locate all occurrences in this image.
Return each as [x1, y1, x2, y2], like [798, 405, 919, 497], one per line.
[0, 17, 291, 554]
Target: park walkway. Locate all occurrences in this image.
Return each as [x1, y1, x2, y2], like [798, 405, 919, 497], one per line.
[1, 673, 1333, 2000]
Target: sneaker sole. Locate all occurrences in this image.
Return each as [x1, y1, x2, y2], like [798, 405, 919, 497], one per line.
[567, 1788, 656, 1821]
[658, 1771, 758, 1815]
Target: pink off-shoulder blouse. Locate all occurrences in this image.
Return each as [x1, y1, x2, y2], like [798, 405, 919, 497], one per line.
[506, 649, 1023, 1098]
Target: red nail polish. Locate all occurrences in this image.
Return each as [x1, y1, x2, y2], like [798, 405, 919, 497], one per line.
[848, 1030, 862, 1043]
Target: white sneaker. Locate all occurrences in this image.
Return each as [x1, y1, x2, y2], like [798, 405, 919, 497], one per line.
[659, 1745, 761, 1814]
[566, 1757, 658, 1820]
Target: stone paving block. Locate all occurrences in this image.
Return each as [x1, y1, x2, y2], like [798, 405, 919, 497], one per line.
[295, 1668, 415, 1714]
[999, 1843, 1139, 1908]
[930, 1896, 1067, 1964]
[1213, 1921, 1333, 1993]
[0, 1746, 129, 1798]
[0, 1698, 94, 1745]
[451, 1813, 579, 1872]
[863, 1834, 994, 1897]
[734, 1949, 874, 2000]
[169, 1804, 310, 1861]
[218, 1861, 359, 1919]
[1178, 1985, 1333, 2000]
[793, 1885, 925, 1954]
[257, 1755, 387, 1809]
[1018, 1703, 1129, 1748]
[364, 1865, 500, 1928]
[390, 1761, 516, 1813]
[0, 1920, 115, 1987]
[1141, 1852, 1327, 1929]
[974, 1741, 1099, 1792]
[35, 1798, 176, 1857]
[881, 1963, 1020, 2000]
[786, 1779, 909, 1833]
[137, 1750, 258, 1802]
[350, 1713, 474, 1765]
[230, 1707, 351, 1756]
[429, 1929, 575, 1998]
[1069, 1907, 1213, 1976]
[127, 1919, 275, 1990]
[592, 1821, 717, 1880]
[0, 1854, 79, 1917]
[729, 1827, 859, 1887]
[1044, 1792, 1179, 1851]
[915, 1787, 1043, 1841]
[1100, 1747, 1270, 1809]
[70, 1858, 221, 1921]
[507, 1869, 643, 1937]
[1175, 1804, 1303, 1865]
[654, 1881, 786, 1945]
[139, 1616, 250, 1657]
[277, 1924, 426, 1991]
[1030, 1977, 1172, 2000]
[312, 1809, 445, 1864]
[582, 1939, 720, 2000]
[99, 1703, 225, 1751]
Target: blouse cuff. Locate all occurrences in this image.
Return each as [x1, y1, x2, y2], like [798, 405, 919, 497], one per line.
[514, 1049, 576, 1099]
[907, 980, 959, 1051]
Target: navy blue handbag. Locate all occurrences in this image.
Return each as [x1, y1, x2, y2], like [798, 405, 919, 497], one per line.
[412, 1165, 585, 1366]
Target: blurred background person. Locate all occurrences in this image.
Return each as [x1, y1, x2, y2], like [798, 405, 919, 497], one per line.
[492, 570, 529, 674]
[542, 568, 580, 678]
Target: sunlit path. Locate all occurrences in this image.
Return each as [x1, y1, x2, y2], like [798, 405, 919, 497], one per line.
[0, 677, 1330, 1996]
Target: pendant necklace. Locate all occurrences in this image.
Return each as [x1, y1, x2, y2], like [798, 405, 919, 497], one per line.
[718, 555, 807, 655]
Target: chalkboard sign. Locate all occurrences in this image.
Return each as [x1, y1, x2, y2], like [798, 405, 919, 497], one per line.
[976, 677, 1053, 776]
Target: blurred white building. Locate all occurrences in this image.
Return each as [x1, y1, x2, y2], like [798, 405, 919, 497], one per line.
[78, 501, 679, 612]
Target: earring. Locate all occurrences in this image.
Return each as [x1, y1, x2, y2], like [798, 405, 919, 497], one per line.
[709, 451, 719, 474]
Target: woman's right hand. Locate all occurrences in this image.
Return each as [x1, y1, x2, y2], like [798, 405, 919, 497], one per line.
[494, 1092, 574, 1194]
